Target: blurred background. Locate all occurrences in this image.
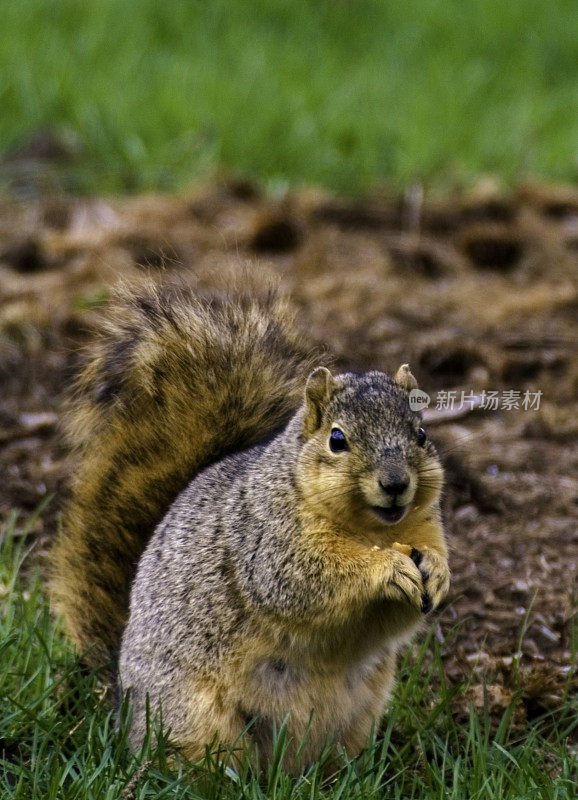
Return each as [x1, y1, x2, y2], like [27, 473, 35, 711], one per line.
[0, 2, 577, 791]
[2, 0, 578, 195]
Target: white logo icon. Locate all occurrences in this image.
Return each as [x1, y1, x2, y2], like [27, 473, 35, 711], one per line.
[409, 389, 431, 411]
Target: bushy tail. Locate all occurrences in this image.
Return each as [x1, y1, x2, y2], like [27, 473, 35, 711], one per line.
[50, 279, 320, 672]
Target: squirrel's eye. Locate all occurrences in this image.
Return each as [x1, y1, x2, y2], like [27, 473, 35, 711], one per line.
[417, 427, 427, 447]
[329, 428, 348, 453]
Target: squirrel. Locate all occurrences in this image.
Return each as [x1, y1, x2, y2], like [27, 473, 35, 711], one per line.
[50, 278, 450, 770]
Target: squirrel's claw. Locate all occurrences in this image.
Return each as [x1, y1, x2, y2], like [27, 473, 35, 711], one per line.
[382, 551, 425, 610]
[412, 547, 450, 612]
[384, 547, 449, 613]
[410, 547, 423, 568]
[421, 592, 433, 614]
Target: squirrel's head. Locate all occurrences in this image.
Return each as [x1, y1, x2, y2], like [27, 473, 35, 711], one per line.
[297, 366, 443, 535]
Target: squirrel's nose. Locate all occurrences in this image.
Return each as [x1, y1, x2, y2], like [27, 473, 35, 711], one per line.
[379, 477, 409, 497]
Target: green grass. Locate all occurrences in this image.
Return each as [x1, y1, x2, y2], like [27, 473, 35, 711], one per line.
[2, 0, 578, 195]
[1, 514, 577, 799]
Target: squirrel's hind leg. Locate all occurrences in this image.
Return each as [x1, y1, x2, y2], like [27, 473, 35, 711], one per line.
[337, 650, 397, 761]
[175, 685, 258, 771]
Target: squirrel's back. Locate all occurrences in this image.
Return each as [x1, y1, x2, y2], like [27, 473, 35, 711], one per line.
[50, 280, 319, 670]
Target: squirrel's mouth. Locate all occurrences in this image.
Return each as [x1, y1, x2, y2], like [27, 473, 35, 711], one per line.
[370, 504, 408, 524]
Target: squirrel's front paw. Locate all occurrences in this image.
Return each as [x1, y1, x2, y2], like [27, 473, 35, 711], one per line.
[410, 547, 450, 613]
[381, 551, 426, 610]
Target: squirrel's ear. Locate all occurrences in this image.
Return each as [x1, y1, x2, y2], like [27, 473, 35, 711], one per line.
[304, 367, 338, 436]
[394, 364, 418, 391]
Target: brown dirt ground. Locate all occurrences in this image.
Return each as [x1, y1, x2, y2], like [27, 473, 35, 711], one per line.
[1, 179, 576, 726]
